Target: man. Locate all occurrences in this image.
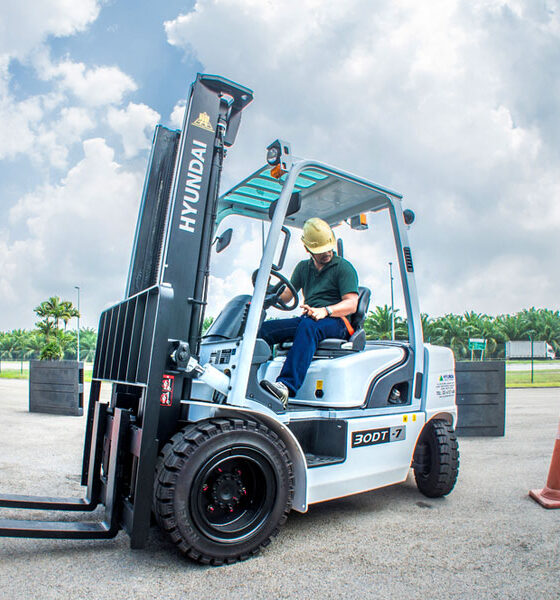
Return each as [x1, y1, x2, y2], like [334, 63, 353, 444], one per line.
[259, 217, 359, 406]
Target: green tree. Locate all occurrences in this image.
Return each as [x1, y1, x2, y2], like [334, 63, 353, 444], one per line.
[535, 309, 560, 353]
[494, 313, 529, 344]
[33, 296, 80, 360]
[79, 328, 98, 361]
[34, 296, 79, 337]
[364, 305, 407, 340]
[202, 316, 215, 335]
[462, 311, 499, 357]
[431, 314, 469, 358]
[421, 313, 435, 342]
[25, 331, 45, 360]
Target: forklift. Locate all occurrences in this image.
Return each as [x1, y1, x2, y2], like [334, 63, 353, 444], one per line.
[0, 74, 459, 565]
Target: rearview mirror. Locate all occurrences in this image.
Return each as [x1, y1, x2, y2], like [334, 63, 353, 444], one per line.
[215, 228, 233, 253]
[268, 191, 301, 221]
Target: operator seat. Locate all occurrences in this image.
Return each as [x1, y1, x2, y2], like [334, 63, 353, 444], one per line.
[314, 286, 371, 355]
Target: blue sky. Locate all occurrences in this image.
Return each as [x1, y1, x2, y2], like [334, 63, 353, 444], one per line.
[1, 0, 559, 331]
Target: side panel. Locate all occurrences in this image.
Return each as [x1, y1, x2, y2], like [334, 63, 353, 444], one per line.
[422, 344, 458, 427]
[306, 412, 425, 505]
[260, 347, 405, 408]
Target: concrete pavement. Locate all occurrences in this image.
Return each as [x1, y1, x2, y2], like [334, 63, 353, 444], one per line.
[0, 380, 559, 599]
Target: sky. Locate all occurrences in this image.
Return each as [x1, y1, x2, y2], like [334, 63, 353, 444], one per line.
[1, 0, 559, 331]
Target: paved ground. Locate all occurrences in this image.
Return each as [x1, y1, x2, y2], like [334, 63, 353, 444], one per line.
[0, 380, 559, 600]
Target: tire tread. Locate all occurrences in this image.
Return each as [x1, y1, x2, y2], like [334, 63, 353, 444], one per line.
[413, 419, 459, 498]
[153, 417, 294, 565]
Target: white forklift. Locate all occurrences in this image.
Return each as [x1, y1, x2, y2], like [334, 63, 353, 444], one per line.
[154, 140, 459, 563]
[0, 75, 458, 566]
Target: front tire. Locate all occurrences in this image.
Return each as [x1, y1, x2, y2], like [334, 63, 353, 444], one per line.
[413, 419, 459, 498]
[153, 418, 294, 565]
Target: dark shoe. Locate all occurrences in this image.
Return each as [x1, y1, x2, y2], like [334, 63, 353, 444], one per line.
[261, 380, 289, 408]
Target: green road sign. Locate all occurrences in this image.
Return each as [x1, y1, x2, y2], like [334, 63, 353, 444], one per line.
[468, 338, 486, 351]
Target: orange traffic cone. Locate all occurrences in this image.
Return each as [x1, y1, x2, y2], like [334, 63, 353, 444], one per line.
[529, 417, 560, 509]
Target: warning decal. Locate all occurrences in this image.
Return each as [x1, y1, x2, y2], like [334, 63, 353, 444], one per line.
[160, 374, 174, 407]
[192, 112, 214, 132]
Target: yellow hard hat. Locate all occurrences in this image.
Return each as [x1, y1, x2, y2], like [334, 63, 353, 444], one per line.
[301, 218, 336, 254]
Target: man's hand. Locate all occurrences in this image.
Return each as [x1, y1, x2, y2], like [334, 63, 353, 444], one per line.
[301, 304, 328, 321]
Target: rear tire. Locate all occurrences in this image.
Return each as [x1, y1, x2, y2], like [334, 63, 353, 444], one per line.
[413, 419, 459, 498]
[153, 418, 294, 565]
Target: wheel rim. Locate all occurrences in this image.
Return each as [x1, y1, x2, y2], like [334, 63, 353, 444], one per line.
[190, 446, 277, 544]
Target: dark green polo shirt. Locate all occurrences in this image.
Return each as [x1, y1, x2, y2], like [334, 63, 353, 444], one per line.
[290, 255, 359, 308]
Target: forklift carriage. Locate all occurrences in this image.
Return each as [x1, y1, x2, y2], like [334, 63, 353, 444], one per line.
[0, 74, 459, 565]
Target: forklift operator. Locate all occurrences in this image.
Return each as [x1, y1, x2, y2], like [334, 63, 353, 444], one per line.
[259, 218, 359, 406]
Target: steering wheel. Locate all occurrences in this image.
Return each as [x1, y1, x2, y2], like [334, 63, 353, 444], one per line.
[251, 269, 299, 311]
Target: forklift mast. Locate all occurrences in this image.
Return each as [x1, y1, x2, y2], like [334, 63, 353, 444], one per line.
[91, 74, 252, 439]
[0, 74, 253, 547]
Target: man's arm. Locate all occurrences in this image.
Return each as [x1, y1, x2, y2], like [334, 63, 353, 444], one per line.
[279, 287, 294, 303]
[302, 292, 358, 321]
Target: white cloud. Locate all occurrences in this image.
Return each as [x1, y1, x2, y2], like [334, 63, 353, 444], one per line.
[0, 91, 44, 160]
[0, 67, 96, 167]
[169, 100, 186, 129]
[207, 269, 253, 317]
[2, 138, 143, 329]
[0, 50, 140, 168]
[0, 0, 101, 61]
[165, 0, 560, 316]
[38, 59, 137, 107]
[107, 102, 161, 158]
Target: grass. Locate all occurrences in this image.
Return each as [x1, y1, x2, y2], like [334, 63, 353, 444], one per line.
[0, 369, 29, 380]
[506, 369, 560, 388]
[506, 359, 557, 365]
[0, 368, 93, 382]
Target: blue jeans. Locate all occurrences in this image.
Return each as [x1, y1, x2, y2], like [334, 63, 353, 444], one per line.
[259, 315, 349, 396]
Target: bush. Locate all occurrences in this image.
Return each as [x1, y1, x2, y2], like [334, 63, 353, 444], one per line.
[40, 340, 63, 361]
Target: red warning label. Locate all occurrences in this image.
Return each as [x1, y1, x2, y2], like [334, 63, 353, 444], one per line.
[160, 374, 174, 406]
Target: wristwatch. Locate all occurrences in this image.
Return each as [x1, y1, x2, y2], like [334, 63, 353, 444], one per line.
[325, 306, 333, 316]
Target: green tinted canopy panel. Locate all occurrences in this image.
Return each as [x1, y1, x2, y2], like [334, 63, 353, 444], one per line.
[217, 164, 402, 229]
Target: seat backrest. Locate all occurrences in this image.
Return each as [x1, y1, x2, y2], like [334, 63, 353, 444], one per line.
[350, 286, 371, 331]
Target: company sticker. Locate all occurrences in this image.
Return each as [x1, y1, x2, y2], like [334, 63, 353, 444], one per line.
[435, 373, 455, 398]
[352, 426, 406, 448]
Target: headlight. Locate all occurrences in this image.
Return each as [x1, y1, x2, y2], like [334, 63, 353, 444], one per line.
[266, 142, 281, 166]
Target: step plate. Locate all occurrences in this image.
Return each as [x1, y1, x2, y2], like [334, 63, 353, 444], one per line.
[305, 453, 345, 468]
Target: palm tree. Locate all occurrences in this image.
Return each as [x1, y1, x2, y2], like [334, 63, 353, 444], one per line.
[60, 300, 80, 330]
[536, 309, 560, 353]
[34, 296, 79, 333]
[431, 314, 469, 358]
[9, 329, 28, 368]
[0, 331, 15, 359]
[79, 328, 98, 362]
[421, 313, 435, 342]
[462, 311, 499, 358]
[364, 305, 407, 340]
[34, 295, 80, 358]
[25, 331, 45, 360]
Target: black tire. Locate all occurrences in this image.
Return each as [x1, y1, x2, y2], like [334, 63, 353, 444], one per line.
[413, 419, 459, 498]
[153, 418, 294, 565]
